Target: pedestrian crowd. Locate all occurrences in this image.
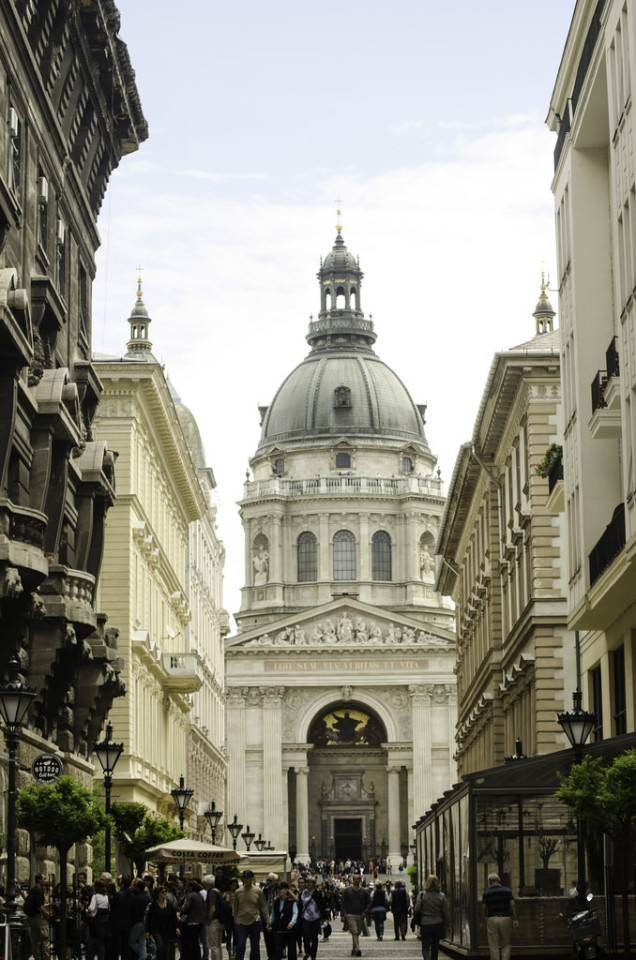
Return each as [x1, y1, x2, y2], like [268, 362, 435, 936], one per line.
[14, 864, 430, 960]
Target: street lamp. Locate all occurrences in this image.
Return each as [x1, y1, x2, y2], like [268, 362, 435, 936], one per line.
[557, 690, 596, 894]
[254, 833, 266, 852]
[241, 824, 255, 851]
[93, 722, 124, 874]
[204, 801, 223, 844]
[410, 841, 417, 863]
[170, 775, 194, 830]
[227, 814, 243, 850]
[266, 841, 274, 851]
[0, 655, 36, 950]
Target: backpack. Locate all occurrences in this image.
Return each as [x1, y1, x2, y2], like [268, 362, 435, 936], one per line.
[209, 890, 232, 925]
[23, 895, 38, 918]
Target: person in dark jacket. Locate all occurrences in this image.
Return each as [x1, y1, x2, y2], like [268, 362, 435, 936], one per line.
[389, 881, 409, 941]
[368, 883, 389, 941]
[129, 882, 152, 960]
[180, 881, 206, 960]
[269, 884, 298, 960]
[108, 877, 134, 960]
[146, 886, 178, 960]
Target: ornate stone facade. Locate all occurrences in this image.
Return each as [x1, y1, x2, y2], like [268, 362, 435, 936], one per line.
[226, 226, 457, 865]
[0, 0, 146, 880]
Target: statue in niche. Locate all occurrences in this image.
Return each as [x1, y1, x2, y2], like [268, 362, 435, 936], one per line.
[253, 547, 269, 585]
[420, 543, 434, 581]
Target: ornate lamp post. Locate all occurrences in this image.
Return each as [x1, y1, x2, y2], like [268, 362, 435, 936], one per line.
[557, 690, 596, 893]
[204, 801, 223, 844]
[254, 833, 266, 852]
[0, 655, 36, 950]
[227, 814, 243, 851]
[241, 824, 255, 851]
[93, 722, 123, 874]
[170, 775, 194, 830]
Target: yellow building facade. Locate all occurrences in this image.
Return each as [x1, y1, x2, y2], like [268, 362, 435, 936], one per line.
[93, 285, 227, 831]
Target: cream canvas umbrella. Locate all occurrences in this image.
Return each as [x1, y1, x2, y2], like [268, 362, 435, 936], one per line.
[145, 838, 244, 864]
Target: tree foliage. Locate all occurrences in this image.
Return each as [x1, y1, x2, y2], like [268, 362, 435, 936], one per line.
[111, 801, 183, 875]
[555, 749, 636, 839]
[17, 775, 108, 854]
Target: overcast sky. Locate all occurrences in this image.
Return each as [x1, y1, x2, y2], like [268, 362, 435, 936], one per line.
[94, 1, 575, 625]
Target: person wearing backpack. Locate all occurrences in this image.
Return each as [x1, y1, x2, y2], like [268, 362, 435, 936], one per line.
[202, 876, 230, 960]
[26, 874, 51, 960]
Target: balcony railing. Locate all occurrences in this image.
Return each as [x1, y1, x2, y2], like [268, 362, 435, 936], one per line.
[554, 0, 606, 170]
[546, 449, 564, 494]
[606, 335, 620, 379]
[591, 370, 607, 413]
[243, 474, 444, 499]
[589, 502, 626, 585]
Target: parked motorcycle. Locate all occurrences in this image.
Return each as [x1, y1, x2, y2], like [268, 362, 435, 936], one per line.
[567, 896, 603, 960]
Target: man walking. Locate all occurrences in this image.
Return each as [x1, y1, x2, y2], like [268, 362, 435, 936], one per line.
[26, 874, 51, 960]
[340, 875, 369, 958]
[479, 873, 518, 960]
[233, 870, 272, 960]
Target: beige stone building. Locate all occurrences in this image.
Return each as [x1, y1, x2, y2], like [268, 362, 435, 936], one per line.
[547, 0, 636, 739]
[93, 283, 227, 830]
[436, 285, 574, 776]
[226, 224, 457, 866]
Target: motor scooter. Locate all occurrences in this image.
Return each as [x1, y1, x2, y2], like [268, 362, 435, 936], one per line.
[567, 894, 603, 960]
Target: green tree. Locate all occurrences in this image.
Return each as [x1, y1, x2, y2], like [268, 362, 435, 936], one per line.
[111, 802, 183, 876]
[17, 776, 108, 958]
[556, 749, 636, 956]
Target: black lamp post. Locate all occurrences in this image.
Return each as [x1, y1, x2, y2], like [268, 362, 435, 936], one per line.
[380, 837, 387, 861]
[0, 655, 36, 951]
[410, 841, 417, 863]
[227, 814, 243, 850]
[171, 775, 194, 830]
[241, 824, 255, 851]
[557, 690, 596, 893]
[204, 801, 223, 844]
[400, 842, 409, 865]
[94, 722, 123, 874]
[254, 833, 266, 852]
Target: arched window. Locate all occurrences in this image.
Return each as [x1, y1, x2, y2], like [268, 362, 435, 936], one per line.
[336, 286, 346, 309]
[333, 529, 356, 580]
[372, 530, 392, 581]
[297, 531, 318, 582]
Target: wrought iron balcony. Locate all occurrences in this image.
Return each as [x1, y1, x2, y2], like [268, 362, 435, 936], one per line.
[591, 370, 607, 413]
[589, 502, 626, 586]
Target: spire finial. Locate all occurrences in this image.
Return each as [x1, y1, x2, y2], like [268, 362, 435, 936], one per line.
[136, 265, 143, 302]
[335, 198, 342, 234]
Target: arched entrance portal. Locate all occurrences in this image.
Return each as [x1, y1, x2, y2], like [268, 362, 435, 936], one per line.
[301, 703, 391, 864]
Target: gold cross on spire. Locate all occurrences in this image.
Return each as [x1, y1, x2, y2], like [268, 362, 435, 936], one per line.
[335, 199, 342, 234]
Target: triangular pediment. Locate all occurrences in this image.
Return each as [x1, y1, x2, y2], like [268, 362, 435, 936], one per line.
[225, 597, 455, 653]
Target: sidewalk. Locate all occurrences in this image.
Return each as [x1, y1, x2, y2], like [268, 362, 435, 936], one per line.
[307, 925, 424, 960]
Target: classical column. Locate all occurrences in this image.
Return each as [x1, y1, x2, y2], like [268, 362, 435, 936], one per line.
[295, 766, 310, 862]
[358, 513, 370, 580]
[226, 688, 248, 823]
[387, 764, 401, 863]
[446, 685, 458, 785]
[319, 514, 330, 581]
[269, 513, 282, 583]
[261, 686, 285, 848]
[409, 684, 433, 811]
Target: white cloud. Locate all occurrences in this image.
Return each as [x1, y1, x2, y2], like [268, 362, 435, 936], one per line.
[94, 115, 558, 624]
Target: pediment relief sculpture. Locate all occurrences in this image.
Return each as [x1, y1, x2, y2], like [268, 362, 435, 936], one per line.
[240, 611, 451, 649]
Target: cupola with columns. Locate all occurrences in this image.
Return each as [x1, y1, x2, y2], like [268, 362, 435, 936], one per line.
[125, 274, 155, 359]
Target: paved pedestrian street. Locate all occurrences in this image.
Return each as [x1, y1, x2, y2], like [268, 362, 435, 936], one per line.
[307, 925, 427, 960]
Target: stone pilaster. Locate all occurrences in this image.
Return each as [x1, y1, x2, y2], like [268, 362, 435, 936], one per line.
[409, 684, 432, 811]
[295, 766, 310, 862]
[387, 764, 401, 863]
[226, 687, 248, 822]
[261, 686, 285, 848]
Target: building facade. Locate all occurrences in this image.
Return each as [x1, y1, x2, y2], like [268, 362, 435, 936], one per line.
[436, 285, 573, 775]
[0, 0, 146, 878]
[93, 283, 227, 834]
[226, 224, 457, 865]
[547, 0, 636, 739]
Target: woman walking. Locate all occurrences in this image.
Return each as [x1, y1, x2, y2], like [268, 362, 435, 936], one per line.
[414, 875, 451, 960]
[368, 883, 388, 941]
[300, 878, 323, 960]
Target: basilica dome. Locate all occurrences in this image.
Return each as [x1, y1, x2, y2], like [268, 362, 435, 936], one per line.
[255, 226, 430, 458]
[257, 350, 430, 453]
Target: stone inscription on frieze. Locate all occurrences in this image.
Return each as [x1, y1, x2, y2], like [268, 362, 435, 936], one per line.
[265, 658, 428, 673]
